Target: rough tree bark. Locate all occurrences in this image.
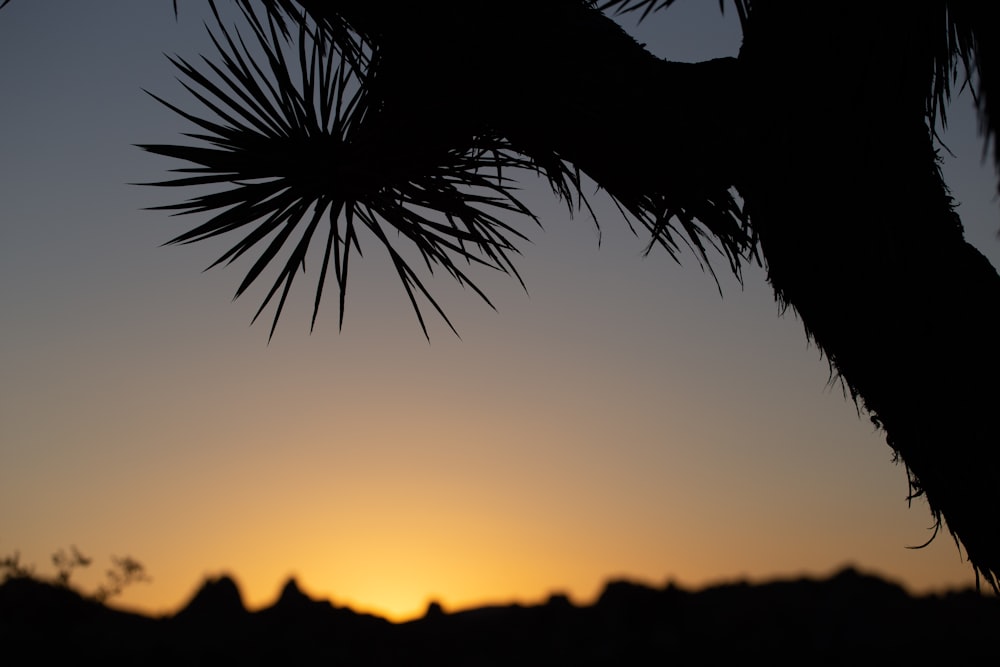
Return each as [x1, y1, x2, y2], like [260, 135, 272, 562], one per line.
[737, 2, 1000, 587]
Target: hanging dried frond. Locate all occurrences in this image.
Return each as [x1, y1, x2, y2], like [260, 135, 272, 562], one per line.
[597, 0, 751, 31]
[931, 2, 1000, 178]
[598, 0, 677, 21]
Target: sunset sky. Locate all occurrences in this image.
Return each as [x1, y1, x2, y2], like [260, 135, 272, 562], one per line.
[2, 1, 998, 622]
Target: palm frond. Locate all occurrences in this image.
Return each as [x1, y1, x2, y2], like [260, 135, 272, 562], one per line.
[141, 3, 538, 338]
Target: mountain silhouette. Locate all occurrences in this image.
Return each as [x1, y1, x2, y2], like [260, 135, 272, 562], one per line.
[173, 574, 247, 622]
[2, 567, 997, 664]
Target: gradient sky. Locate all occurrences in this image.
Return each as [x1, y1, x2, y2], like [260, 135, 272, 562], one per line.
[2, 1, 998, 622]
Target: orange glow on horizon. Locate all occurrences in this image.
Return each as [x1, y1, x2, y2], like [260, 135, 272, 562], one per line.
[102, 549, 984, 625]
[5, 0, 996, 632]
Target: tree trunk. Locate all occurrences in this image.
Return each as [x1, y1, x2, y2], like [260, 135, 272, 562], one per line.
[737, 2, 1000, 587]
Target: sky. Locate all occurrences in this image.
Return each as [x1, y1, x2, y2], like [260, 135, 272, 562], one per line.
[2, 1, 998, 622]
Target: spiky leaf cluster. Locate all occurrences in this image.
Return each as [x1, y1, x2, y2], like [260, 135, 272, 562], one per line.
[142, 3, 546, 337]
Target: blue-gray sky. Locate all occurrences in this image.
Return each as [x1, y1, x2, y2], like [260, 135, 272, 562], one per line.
[1, 1, 996, 619]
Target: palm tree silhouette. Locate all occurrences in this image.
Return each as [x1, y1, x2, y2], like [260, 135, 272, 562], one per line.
[64, 0, 1000, 588]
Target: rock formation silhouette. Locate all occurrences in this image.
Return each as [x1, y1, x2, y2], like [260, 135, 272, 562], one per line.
[2, 569, 998, 664]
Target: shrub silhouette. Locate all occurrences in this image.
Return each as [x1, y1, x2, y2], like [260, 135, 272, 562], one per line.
[1, 546, 149, 603]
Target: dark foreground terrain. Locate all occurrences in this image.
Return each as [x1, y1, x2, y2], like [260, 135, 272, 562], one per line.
[2, 567, 997, 665]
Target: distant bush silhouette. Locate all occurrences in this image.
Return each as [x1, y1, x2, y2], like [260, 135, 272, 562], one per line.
[51, 545, 91, 587]
[0, 550, 34, 581]
[93, 555, 151, 603]
[1, 545, 149, 603]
